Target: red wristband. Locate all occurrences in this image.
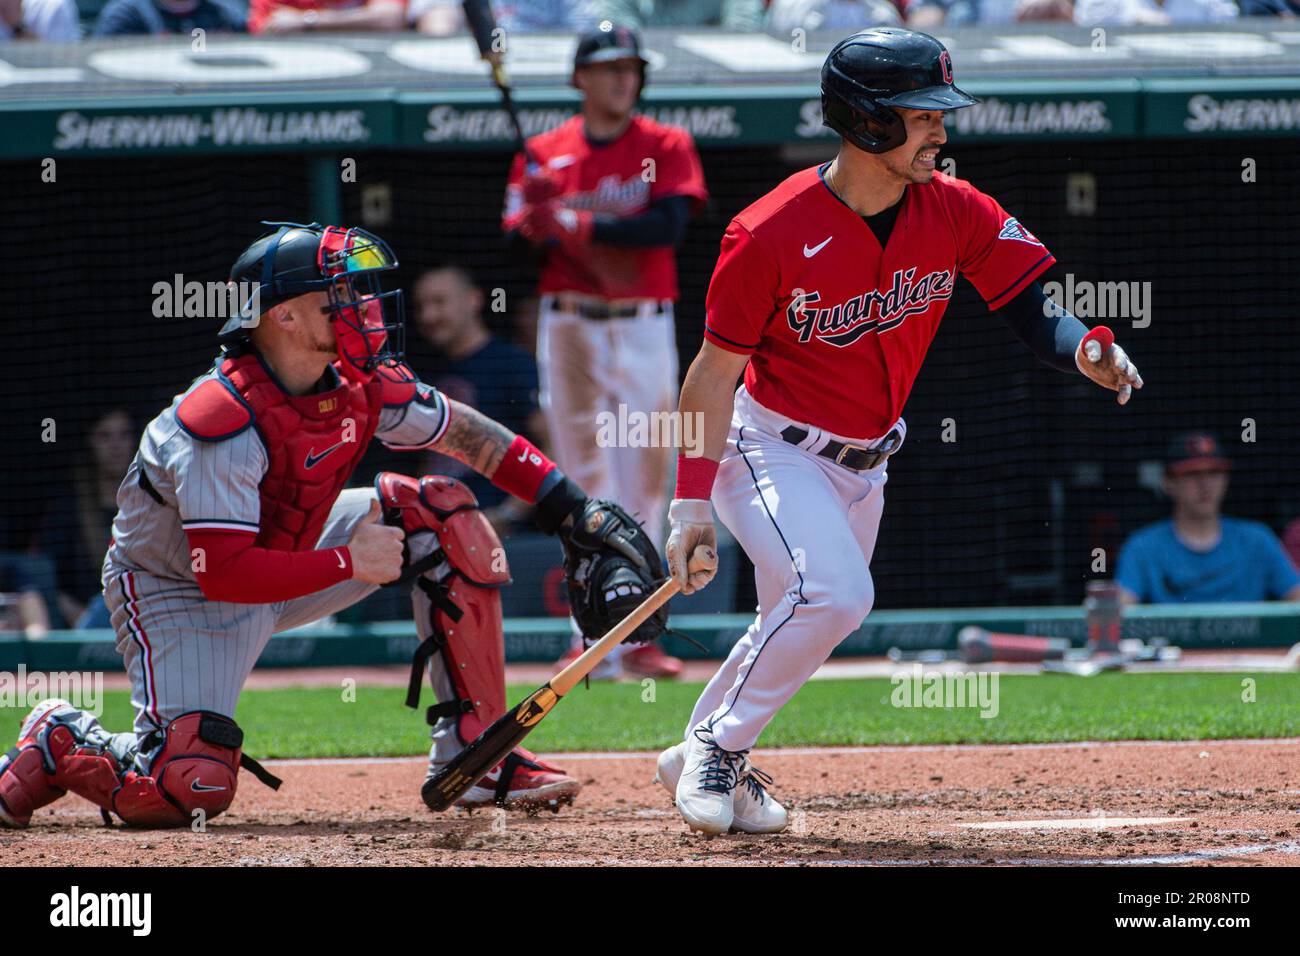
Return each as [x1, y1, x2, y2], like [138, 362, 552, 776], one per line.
[492, 435, 557, 503]
[675, 454, 720, 500]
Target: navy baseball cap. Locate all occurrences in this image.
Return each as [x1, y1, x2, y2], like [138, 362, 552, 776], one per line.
[1165, 432, 1231, 476]
[573, 22, 646, 70]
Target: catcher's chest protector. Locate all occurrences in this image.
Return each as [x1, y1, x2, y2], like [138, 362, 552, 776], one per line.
[223, 353, 383, 550]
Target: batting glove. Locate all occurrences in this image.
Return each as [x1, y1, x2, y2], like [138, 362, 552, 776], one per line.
[521, 168, 562, 206]
[666, 498, 719, 595]
[517, 203, 552, 244]
[549, 206, 595, 248]
[1075, 326, 1144, 405]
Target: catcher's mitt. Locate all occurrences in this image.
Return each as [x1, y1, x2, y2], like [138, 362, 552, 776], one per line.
[560, 499, 668, 645]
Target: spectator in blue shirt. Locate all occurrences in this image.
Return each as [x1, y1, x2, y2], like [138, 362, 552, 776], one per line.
[1238, 0, 1300, 13]
[1116, 432, 1300, 605]
[409, 265, 545, 529]
[93, 0, 246, 36]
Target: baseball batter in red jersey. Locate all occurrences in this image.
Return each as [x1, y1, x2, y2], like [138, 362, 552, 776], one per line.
[653, 29, 1145, 835]
[503, 22, 708, 680]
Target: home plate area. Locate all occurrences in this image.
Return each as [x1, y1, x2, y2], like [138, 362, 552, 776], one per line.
[3, 738, 1297, 867]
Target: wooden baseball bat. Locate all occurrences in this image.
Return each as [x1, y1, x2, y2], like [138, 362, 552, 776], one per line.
[421, 547, 715, 811]
[460, 0, 537, 166]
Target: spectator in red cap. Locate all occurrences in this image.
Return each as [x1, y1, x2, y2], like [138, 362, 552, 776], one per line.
[1115, 432, 1300, 604]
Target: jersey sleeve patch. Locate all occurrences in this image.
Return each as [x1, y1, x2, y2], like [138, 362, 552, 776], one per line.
[997, 217, 1044, 246]
[175, 378, 254, 442]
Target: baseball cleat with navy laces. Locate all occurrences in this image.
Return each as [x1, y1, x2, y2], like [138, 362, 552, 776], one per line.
[663, 722, 788, 835]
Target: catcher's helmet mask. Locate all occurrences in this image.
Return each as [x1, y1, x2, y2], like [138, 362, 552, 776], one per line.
[821, 28, 978, 155]
[220, 221, 407, 377]
[572, 21, 647, 97]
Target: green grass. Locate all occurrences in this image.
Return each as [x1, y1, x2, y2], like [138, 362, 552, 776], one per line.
[3, 672, 1296, 758]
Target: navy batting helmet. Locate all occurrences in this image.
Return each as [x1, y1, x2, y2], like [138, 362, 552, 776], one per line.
[821, 29, 978, 154]
[573, 21, 647, 92]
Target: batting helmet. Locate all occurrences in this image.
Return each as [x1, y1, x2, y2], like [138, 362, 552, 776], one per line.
[572, 21, 647, 93]
[821, 28, 978, 154]
[221, 221, 406, 376]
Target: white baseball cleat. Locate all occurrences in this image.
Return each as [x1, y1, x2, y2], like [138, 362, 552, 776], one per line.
[657, 736, 789, 835]
[674, 724, 738, 835]
[732, 768, 789, 834]
[19, 697, 73, 740]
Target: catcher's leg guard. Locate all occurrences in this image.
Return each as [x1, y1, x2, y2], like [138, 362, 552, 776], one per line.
[376, 472, 580, 810]
[0, 698, 76, 827]
[377, 472, 510, 743]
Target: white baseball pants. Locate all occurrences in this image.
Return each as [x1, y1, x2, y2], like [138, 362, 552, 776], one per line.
[687, 385, 905, 753]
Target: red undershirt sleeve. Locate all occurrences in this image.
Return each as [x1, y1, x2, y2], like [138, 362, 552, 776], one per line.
[185, 528, 353, 604]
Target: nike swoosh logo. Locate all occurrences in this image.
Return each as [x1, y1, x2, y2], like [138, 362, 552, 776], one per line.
[803, 236, 833, 257]
[191, 779, 227, 793]
[335, 549, 346, 570]
[304, 440, 346, 469]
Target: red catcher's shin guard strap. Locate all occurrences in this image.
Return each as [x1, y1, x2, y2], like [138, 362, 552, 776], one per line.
[111, 713, 243, 828]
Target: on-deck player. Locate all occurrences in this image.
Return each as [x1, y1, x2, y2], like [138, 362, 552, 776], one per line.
[0, 222, 654, 828]
[503, 22, 708, 681]
[654, 29, 1145, 835]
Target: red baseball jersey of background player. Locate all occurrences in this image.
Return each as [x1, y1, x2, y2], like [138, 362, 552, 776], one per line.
[704, 166, 1056, 440]
[248, 0, 403, 32]
[504, 114, 708, 301]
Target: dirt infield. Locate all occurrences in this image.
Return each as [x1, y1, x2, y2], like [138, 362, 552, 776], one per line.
[5, 739, 1298, 866]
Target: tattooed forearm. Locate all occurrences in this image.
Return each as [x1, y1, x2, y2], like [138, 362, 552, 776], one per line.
[433, 399, 516, 477]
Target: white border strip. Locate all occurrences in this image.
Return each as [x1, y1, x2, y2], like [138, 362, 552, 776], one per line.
[805, 841, 1300, 867]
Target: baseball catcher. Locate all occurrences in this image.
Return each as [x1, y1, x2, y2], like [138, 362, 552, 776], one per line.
[0, 221, 665, 829]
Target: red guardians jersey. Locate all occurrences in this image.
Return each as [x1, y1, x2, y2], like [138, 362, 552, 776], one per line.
[704, 167, 1056, 440]
[505, 114, 708, 301]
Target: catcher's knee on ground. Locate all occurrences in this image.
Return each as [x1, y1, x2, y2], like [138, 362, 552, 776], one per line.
[111, 713, 247, 826]
[5, 706, 255, 828]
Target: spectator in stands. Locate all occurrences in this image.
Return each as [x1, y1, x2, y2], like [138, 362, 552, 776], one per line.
[1014, 0, 1075, 18]
[1074, 0, 1236, 23]
[251, 0, 404, 33]
[1282, 517, 1300, 570]
[409, 265, 545, 530]
[1238, 0, 1299, 13]
[412, 0, 590, 36]
[907, 0, 1072, 25]
[589, 0, 765, 29]
[93, 0, 245, 35]
[0, 0, 80, 40]
[768, 0, 902, 32]
[35, 408, 135, 629]
[0, 555, 51, 638]
[1115, 432, 1300, 605]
